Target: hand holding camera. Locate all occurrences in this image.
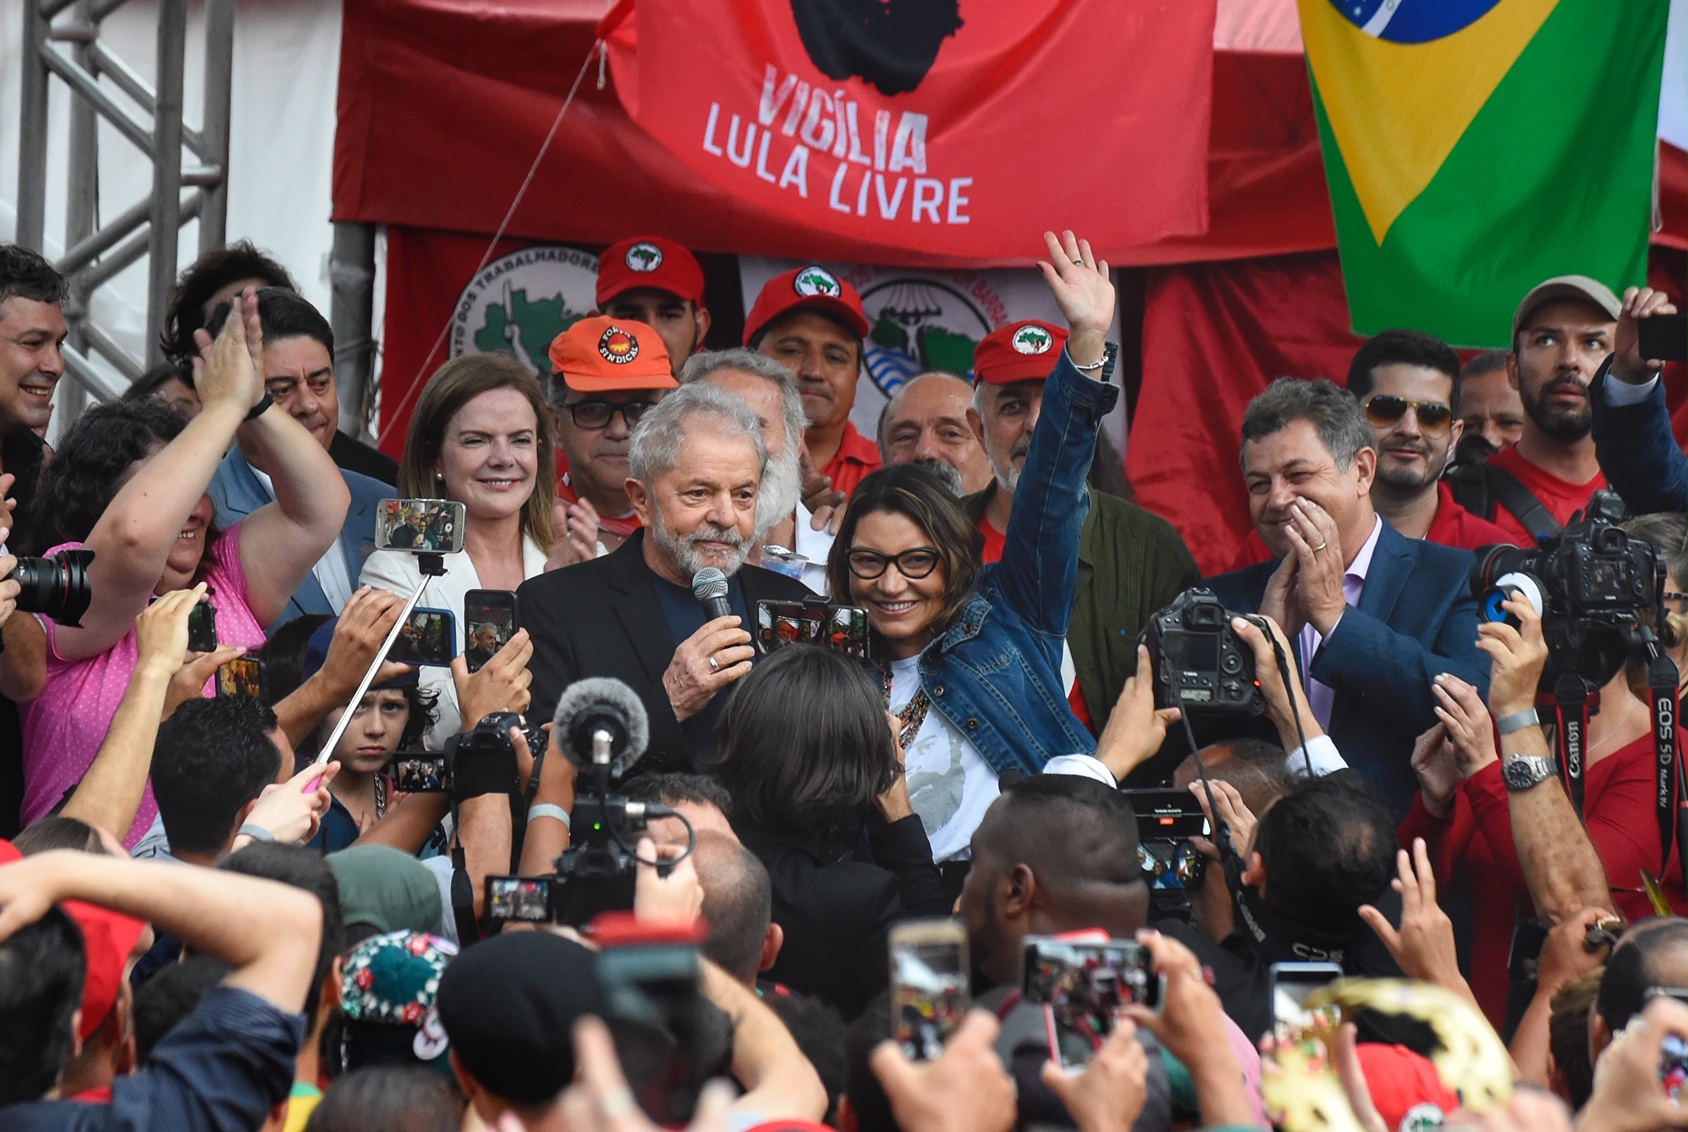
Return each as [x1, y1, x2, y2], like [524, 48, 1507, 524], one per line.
[1094, 645, 1182, 782]
[134, 582, 206, 683]
[1478, 595, 1550, 718]
[453, 627, 533, 731]
[870, 1010, 1017, 1132]
[1038, 1017, 1150, 1132]
[1229, 614, 1317, 750]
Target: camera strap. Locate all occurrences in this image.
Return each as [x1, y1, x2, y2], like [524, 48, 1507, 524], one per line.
[1180, 713, 1245, 895]
[1550, 673, 1592, 815]
[1644, 647, 1683, 881]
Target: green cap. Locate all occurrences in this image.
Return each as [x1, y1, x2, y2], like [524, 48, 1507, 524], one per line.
[328, 845, 445, 936]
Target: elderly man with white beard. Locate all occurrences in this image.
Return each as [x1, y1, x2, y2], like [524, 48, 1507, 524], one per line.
[680, 349, 833, 595]
[519, 382, 815, 773]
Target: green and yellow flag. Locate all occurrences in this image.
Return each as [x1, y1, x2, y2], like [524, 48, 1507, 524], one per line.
[1299, 0, 1667, 347]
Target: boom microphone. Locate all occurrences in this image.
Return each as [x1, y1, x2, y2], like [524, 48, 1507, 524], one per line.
[692, 567, 733, 621]
[552, 677, 650, 779]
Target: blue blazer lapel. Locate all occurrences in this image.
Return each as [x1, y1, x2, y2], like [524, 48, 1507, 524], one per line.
[1328, 522, 1413, 738]
[341, 487, 378, 576]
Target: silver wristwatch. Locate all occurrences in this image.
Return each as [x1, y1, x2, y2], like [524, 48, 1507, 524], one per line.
[1502, 755, 1556, 793]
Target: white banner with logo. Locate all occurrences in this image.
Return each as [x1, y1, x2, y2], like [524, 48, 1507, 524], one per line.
[738, 257, 1126, 454]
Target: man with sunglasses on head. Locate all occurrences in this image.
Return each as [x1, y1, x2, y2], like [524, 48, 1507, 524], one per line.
[544, 316, 679, 566]
[1347, 329, 1515, 550]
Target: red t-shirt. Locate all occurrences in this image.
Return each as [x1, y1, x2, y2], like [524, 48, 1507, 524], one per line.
[1399, 729, 1686, 1029]
[819, 423, 882, 501]
[1424, 481, 1518, 550]
[1484, 445, 1606, 546]
[975, 514, 1093, 732]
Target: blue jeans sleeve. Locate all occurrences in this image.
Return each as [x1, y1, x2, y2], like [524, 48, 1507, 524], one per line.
[991, 349, 1120, 636]
[1590, 359, 1687, 516]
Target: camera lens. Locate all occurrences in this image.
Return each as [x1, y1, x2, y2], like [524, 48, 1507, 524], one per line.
[8, 550, 94, 628]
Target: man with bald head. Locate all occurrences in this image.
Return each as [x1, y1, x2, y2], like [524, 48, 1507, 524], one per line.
[690, 831, 785, 989]
[878, 372, 993, 496]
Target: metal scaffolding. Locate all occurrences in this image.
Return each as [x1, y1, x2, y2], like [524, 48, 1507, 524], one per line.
[14, 0, 233, 405]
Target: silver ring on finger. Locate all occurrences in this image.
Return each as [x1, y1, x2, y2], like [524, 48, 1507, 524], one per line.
[707, 654, 719, 673]
[1072, 258, 1084, 266]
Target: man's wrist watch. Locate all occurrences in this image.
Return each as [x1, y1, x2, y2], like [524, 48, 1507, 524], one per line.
[1502, 755, 1556, 793]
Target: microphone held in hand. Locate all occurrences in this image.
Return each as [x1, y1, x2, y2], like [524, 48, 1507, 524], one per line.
[692, 567, 733, 622]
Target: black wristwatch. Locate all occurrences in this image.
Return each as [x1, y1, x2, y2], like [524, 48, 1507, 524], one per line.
[244, 392, 274, 422]
[1502, 755, 1555, 793]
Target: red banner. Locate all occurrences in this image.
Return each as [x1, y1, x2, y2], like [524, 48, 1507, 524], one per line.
[599, 0, 1214, 262]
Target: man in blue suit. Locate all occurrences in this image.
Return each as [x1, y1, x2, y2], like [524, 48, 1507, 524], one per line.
[207, 289, 391, 630]
[1589, 285, 1684, 517]
[1201, 378, 1488, 813]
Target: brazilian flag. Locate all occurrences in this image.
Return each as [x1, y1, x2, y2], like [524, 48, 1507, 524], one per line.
[1300, 0, 1668, 347]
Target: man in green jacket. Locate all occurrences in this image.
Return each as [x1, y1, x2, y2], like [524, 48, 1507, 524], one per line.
[964, 319, 1199, 745]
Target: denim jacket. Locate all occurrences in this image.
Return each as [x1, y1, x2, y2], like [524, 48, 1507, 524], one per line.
[916, 347, 1119, 776]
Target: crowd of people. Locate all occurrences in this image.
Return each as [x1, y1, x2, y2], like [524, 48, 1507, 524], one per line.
[0, 219, 1680, 1132]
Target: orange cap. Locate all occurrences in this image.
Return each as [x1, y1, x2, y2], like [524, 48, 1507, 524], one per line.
[547, 316, 679, 393]
[973, 320, 1067, 384]
[742, 265, 870, 346]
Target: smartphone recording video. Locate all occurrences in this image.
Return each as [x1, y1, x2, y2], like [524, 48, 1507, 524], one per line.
[1022, 935, 1161, 1068]
[375, 498, 467, 555]
[889, 919, 970, 1062]
[391, 754, 451, 793]
[463, 589, 518, 674]
[215, 657, 266, 703]
[1269, 961, 1344, 1044]
[388, 608, 456, 667]
[186, 599, 217, 653]
[755, 600, 872, 661]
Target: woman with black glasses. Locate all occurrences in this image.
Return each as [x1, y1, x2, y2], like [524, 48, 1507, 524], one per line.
[825, 230, 1123, 873]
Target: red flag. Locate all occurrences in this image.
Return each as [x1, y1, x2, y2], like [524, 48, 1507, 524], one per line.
[600, 0, 1214, 262]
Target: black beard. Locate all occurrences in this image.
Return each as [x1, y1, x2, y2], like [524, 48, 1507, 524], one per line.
[1522, 378, 1593, 444]
[1375, 460, 1440, 492]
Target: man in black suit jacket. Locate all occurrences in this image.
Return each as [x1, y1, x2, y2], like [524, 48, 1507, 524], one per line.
[521, 382, 813, 774]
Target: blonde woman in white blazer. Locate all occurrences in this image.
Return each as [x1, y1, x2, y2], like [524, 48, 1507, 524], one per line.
[360, 354, 558, 748]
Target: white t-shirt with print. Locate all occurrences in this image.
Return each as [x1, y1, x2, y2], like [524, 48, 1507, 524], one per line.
[889, 655, 999, 862]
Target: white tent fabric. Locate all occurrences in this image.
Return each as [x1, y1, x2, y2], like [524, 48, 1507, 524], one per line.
[0, 0, 346, 433]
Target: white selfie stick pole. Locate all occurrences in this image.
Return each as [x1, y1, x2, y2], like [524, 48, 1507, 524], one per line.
[311, 556, 445, 772]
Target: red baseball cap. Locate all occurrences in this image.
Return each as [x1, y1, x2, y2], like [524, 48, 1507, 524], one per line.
[742, 265, 870, 346]
[973, 319, 1068, 385]
[1354, 1043, 1458, 1132]
[0, 839, 149, 1041]
[595, 236, 706, 308]
[547, 316, 678, 393]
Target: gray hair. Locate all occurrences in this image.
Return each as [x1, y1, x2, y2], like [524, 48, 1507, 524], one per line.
[627, 381, 768, 485]
[678, 349, 808, 453]
[1239, 377, 1374, 472]
[1622, 512, 1686, 588]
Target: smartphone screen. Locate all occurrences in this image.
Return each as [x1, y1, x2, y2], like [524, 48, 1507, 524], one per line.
[391, 754, 450, 793]
[1022, 936, 1160, 1067]
[756, 600, 872, 661]
[463, 589, 518, 674]
[388, 608, 456, 667]
[215, 657, 266, 702]
[1269, 961, 1344, 1042]
[374, 498, 468, 555]
[485, 876, 553, 923]
[889, 921, 970, 1061]
[186, 600, 217, 653]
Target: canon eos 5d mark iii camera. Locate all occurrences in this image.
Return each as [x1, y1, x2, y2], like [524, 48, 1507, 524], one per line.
[1471, 490, 1663, 687]
[1140, 588, 1265, 717]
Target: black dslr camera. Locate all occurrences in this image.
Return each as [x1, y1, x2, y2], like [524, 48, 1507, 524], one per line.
[1471, 491, 1661, 686]
[7, 548, 94, 627]
[1140, 588, 1265, 716]
[390, 710, 536, 797]
[485, 678, 684, 930]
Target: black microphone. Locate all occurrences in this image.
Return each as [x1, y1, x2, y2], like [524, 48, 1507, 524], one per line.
[551, 677, 650, 778]
[692, 567, 733, 621]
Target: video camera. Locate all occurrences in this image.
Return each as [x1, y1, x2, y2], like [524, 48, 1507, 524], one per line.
[390, 710, 542, 797]
[1471, 490, 1662, 687]
[485, 678, 690, 929]
[1140, 588, 1265, 717]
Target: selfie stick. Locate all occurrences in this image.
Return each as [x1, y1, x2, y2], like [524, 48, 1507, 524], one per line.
[310, 554, 448, 774]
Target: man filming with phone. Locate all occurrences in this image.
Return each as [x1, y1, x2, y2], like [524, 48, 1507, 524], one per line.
[1588, 284, 1684, 515]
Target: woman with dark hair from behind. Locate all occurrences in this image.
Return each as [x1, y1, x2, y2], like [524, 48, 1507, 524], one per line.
[304, 1067, 461, 1132]
[712, 644, 948, 1019]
